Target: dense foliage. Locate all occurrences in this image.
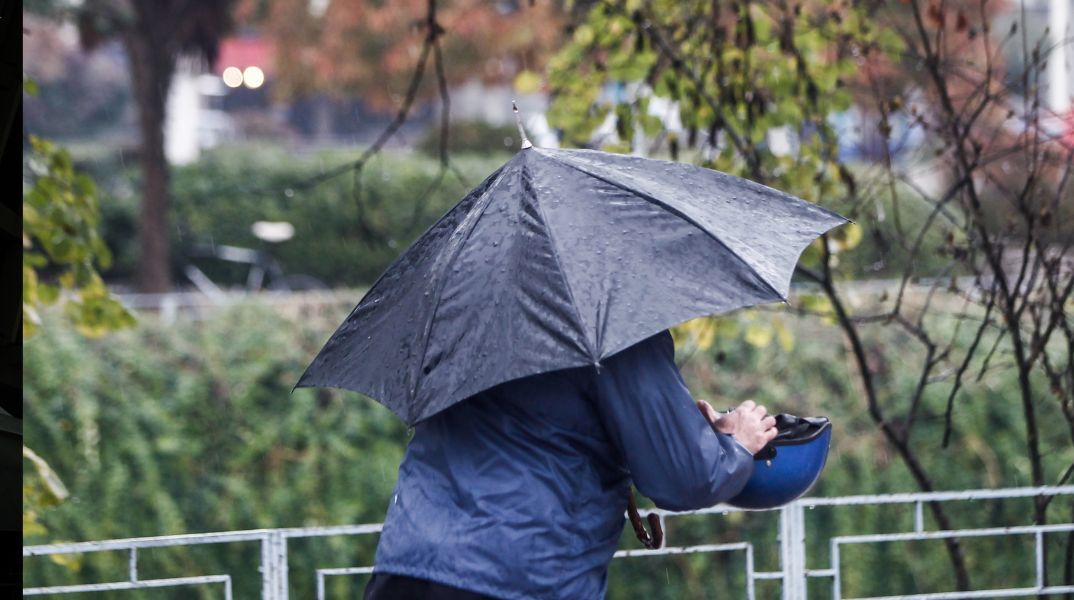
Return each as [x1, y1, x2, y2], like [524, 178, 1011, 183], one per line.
[23, 301, 1073, 598]
[86, 145, 509, 288]
[23, 134, 135, 339]
[237, 0, 564, 110]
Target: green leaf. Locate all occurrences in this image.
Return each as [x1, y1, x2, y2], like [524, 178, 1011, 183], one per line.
[744, 321, 774, 348]
[23, 134, 136, 339]
[828, 222, 863, 254]
[574, 24, 595, 46]
[513, 70, 543, 95]
[37, 283, 60, 305]
[773, 317, 795, 352]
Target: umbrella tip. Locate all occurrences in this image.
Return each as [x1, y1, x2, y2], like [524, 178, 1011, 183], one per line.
[512, 100, 533, 150]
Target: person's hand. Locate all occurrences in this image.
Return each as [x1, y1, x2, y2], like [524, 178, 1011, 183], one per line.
[696, 399, 778, 455]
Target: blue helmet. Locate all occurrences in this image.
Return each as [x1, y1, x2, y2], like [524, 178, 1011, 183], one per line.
[726, 414, 832, 510]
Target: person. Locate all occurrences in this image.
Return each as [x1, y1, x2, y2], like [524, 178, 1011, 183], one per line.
[363, 330, 779, 600]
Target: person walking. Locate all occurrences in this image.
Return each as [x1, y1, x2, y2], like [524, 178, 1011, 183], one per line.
[362, 330, 777, 599]
[295, 125, 846, 599]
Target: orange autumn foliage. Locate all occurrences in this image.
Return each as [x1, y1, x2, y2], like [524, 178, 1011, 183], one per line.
[237, 0, 565, 111]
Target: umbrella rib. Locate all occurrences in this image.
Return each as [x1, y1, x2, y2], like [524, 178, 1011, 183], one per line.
[540, 152, 789, 303]
[409, 167, 511, 417]
[295, 166, 511, 395]
[528, 164, 605, 364]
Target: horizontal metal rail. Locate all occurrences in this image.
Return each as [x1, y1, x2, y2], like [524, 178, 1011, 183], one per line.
[800, 485, 1074, 507]
[316, 567, 375, 600]
[22, 486, 1074, 599]
[23, 524, 383, 557]
[613, 541, 749, 558]
[24, 524, 382, 599]
[830, 523, 1074, 600]
[835, 522, 1074, 544]
[23, 575, 233, 598]
[848, 586, 1074, 600]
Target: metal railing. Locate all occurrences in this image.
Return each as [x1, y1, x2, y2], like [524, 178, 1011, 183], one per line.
[616, 485, 1074, 600]
[23, 486, 1074, 599]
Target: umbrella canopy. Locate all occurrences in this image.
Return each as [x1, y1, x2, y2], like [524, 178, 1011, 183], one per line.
[296, 146, 848, 425]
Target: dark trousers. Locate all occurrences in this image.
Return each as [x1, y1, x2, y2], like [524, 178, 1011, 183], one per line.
[363, 573, 499, 600]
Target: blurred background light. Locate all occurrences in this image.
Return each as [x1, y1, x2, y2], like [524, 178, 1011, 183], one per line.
[242, 66, 265, 89]
[222, 66, 243, 88]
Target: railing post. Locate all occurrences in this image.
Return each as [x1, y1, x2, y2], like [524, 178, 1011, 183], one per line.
[781, 501, 807, 600]
[260, 531, 289, 600]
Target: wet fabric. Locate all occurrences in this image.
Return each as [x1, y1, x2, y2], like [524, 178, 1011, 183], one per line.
[296, 147, 848, 425]
[372, 331, 754, 600]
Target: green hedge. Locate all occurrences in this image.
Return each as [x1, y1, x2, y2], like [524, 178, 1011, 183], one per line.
[24, 301, 405, 598]
[417, 120, 522, 156]
[90, 145, 510, 288]
[23, 301, 1074, 598]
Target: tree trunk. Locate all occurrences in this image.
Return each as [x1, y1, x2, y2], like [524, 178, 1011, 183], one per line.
[125, 33, 175, 293]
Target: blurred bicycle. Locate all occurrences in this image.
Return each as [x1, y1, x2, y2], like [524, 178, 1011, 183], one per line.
[182, 221, 328, 299]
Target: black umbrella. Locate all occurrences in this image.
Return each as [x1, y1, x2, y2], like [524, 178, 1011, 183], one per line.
[296, 128, 849, 425]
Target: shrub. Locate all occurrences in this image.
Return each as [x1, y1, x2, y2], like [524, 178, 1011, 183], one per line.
[417, 120, 521, 156]
[87, 143, 510, 288]
[23, 301, 1073, 598]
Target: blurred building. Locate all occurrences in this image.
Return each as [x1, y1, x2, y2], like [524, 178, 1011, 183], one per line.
[164, 35, 277, 164]
[161, 30, 558, 162]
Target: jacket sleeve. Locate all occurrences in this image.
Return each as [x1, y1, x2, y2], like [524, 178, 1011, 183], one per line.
[590, 330, 754, 511]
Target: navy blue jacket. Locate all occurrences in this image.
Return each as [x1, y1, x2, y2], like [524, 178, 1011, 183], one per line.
[373, 331, 754, 599]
